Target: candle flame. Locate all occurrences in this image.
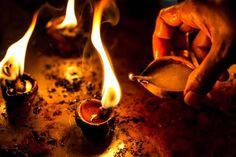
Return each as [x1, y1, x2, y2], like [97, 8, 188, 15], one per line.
[91, 0, 121, 109]
[56, 0, 78, 29]
[0, 11, 38, 81]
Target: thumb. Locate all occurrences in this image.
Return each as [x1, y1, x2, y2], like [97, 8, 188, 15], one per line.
[184, 41, 232, 106]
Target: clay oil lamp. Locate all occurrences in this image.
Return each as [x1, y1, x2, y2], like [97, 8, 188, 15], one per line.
[75, 99, 114, 140]
[75, 0, 121, 141]
[46, 0, 89, 56]
[129, 55, 195, 98]
[0, 12, 39, 124]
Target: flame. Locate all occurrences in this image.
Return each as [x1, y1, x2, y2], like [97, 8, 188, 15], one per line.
[91, 0, 121, 109]
[56, 0, 78, 29]
[0, 12, 38, 81]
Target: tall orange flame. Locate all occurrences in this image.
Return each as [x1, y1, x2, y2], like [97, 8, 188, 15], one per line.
[0, 11, 38, 81]
[56, 0, 78, 29]
[91, 0, 121, 109]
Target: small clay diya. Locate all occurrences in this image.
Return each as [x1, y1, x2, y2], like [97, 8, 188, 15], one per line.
[46, 16, 89, 57]
[129, 56, 195, 98]
[1, 73, 38, 124]
[75, 99, 114, 140]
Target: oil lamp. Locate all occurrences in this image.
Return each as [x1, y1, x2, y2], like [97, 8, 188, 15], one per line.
[75, 0, 121, 140]
[129, 55, 195, 98]
[46, 0, 89, 56]
[1, 73, 38, 124]
[0, 12, 38, 124]
[75, 99, 114, 140]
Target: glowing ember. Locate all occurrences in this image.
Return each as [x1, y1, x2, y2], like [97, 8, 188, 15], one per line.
[0, 12, 38, 81]
[91, 0, 121, 109]
[56, 0, 78, 29]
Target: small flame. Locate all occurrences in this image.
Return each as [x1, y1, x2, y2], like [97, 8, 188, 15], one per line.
[0, 12, 38, 81]
[91, 0, 121, 109]
[56, 0, 78, 29]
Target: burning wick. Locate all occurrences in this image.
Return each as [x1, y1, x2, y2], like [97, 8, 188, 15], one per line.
[46, 0, 88, 55]
[89, 107, 112, 122]
[47, 16, 80, 38]
[6, 77, 32, 94]
[2, 63, 32, 93]
[2, 73, 37, 96]
[90, 114, 97, 122]
[1, 61, 33, 95]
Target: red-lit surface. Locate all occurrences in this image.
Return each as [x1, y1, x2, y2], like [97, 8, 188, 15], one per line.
[79, 100, 106, 124]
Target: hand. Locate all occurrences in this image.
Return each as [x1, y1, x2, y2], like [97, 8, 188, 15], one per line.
[152, 0, 236, 106]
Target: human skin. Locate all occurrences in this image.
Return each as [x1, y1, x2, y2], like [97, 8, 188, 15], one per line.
[152, 0, 236, 106]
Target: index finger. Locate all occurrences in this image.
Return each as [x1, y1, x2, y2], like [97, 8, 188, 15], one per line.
[153, 3, 197, 59]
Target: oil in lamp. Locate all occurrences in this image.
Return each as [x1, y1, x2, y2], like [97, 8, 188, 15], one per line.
[129, 55, 195, 98]
[0, 12, 39, 124]
[75, 0, 121, 141]
[46, 0, 89, 56]
[75, 99, 114, 140]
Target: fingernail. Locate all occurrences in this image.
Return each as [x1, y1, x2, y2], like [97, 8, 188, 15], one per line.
[184, 91, 203, 107]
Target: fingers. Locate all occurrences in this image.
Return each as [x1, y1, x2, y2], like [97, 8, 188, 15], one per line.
[153, 1, 234, 107]
[153, 5, 183, 59]
[179, 23, 194, 33]
[152, 31, 188, 59]
[152, 3, 200, 59]
[184, 41, 232, 106]
[152, 37, 172, 59]
[154, 17, 175, 39]
[191, 31, 211, 62]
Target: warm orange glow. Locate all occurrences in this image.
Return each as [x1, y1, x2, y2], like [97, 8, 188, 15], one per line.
[91, 0, 121, 109]
[56, 0, 78, 29]
[0, 12, 38, 81]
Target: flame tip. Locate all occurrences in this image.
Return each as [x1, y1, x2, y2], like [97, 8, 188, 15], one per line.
[56, 0, 78, 29]
[92, 0, 121, 108]
[0, 11, 38, 81]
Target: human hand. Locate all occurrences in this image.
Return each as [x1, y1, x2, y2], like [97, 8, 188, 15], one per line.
[152, 0, 236, 106]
